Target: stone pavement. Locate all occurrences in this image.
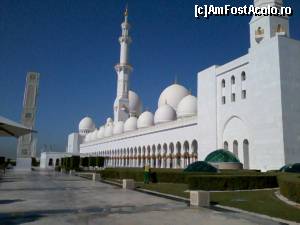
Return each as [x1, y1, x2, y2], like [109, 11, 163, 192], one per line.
[0, 171, 288, 225]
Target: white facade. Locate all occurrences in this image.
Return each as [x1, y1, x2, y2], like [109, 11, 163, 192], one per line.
[64, 0, 300, 171]
[67, 133, 81, 154]
[40, 152, 73, 169]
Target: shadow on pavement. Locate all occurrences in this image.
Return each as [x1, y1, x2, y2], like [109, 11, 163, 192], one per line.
[0, 199, 24, 204]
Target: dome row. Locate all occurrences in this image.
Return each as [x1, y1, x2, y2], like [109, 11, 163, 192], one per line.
[82, 96, 197, 142]
[80, 83, 197, 142]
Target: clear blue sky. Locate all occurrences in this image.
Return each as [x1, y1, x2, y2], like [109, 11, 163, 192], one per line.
[1, 0, 300, 159]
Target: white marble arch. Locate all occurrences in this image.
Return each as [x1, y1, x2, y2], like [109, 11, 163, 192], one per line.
[222, 116, 249, 166]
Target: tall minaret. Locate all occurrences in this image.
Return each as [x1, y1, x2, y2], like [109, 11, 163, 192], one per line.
[113, 6, 132, 122]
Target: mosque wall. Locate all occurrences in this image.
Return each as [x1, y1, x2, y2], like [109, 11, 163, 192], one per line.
[278, 37, 300, 164]
[216, 55, 250, 168]
[80, 117, 199, 168]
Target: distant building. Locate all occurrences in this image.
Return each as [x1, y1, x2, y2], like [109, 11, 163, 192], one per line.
[42, 0, 300, 171]
[16, 72, 40, 170]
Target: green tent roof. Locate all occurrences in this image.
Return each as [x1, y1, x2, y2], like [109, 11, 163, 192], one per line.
[205, 149, 240, 163]
[184, 161, 218, 173]
[280, 163, 300, 173]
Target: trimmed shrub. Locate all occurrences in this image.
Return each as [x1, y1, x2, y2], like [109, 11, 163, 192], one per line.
[31, 157, 40, 167]
[61, 158, 65, 169]
[9, 159, 16, 166]
[96, 157, 104, 167]
[188, 175, 278, 191]
[65, 157, 71, 171]
[278, 174, 300, 203]
[80, 157, 89, 167]
[100, 168, 144, 181]
[88, 157, 96, 167]
[70, 156, 80, 171]
[0, 156, 5, 165]
[153, 170, 187, 183]
[99, 168, 215, 183]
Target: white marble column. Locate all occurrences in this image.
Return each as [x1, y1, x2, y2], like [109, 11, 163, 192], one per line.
[166, 158, 170, 168]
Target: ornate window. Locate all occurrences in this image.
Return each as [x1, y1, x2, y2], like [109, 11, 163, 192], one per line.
[224, 141, 228, 150]
[242, 90, 247, 99]
[241, 72, 246, 81]
[233, 140, 238, 157]
[221, 79, 226, 88]
[231, 93, 236, 102]
[222, 96, 226, 105]
[231, 76, 235, 85]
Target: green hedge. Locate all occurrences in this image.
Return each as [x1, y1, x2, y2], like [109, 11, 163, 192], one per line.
[99, 168, 217, 183]
[187, 175, 278, 191]
[61, 158, 65, 169]
[278, 174, 300, 203]
[100, 168, 144, 181]
[0, 156, 5, 165]
[70, 156, 80, 171]
[80, 157, 89, 167]
[31, 157, 40, 167]
[97, 168, 279, 190]
[66, 157, 71, 170]
[61, 157, 71, 171]
[88, 157, 96, 167]
[96, 157, 104, 167]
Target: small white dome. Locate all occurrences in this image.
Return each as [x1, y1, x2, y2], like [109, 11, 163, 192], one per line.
[79, 116, 95, 134]
[113, 121, 124, 134]
[97, 126, 105, 138]
[104, 124, 113, 137]
[129, 90, 142, 117]
[154, 104, 177, 124]
[177, 95, 197, 118]
[124, 116, 138, 132]
[158, 84, 189, 110]
[106, 117, 113, 124]
[137, 111, 154, 128]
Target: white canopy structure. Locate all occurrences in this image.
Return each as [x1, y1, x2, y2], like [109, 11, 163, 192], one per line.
[0, 115, 35, 137]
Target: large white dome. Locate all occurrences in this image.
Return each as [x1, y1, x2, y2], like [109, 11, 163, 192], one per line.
[97, 126, 105, 138]
[129, 90, 142, 117]
[79, 116, 95, 134]
[113, 121, 124, 135]
[137, 111, 154, 128]
[158, 84, 189, 110]
[124, 116, 138, 132]
[177, 95, 197, 118]
[154, 104, 177, 124]
[104, 124, 113, 137]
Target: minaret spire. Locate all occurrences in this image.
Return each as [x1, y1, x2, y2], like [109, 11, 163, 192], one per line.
[113, 6, 133, 122]
[124, 4, 128, 21]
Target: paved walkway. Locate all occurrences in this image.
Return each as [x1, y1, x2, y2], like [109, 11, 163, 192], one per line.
[0, 171, 288, 225]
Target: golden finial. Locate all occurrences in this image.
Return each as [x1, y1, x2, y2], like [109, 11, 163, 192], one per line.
[124, 4, 128, 17]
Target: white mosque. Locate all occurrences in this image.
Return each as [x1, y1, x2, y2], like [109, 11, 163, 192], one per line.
[41, 0, 300, 171]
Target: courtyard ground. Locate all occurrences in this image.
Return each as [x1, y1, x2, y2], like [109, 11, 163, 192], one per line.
[0, 170, 295, 225]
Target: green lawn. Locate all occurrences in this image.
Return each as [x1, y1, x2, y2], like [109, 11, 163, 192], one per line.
[135, 182, 300, 223]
